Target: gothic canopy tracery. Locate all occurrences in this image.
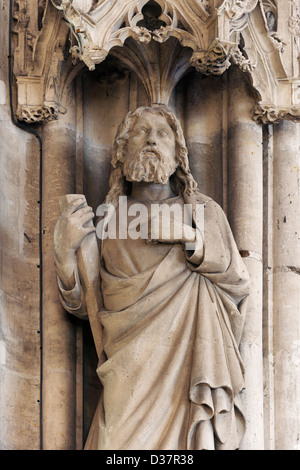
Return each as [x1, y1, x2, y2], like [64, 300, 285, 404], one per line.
[50, 0, 260, 75]
[12, 0, 300, 123]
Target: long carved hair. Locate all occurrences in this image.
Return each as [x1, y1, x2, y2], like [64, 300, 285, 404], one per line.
[104, 104, 199, 204]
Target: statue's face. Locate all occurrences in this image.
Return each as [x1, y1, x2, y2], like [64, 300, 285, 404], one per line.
[123, 112, 177, 184]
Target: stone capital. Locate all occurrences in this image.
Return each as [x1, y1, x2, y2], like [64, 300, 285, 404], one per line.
[253, 102, 300, 124]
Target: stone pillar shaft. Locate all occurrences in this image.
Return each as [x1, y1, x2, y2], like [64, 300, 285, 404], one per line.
[227, 68, 264, 449]
[41, 117, 77, 450]
[184, 73, 223, 206]
[272, 120, 300, 450]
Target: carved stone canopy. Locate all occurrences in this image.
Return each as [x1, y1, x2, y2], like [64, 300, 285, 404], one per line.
[12, 0, 300, 123]
[51, 0, 260, 85]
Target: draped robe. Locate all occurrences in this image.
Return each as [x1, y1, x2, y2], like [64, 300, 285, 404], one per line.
[58, 192, 251, 450]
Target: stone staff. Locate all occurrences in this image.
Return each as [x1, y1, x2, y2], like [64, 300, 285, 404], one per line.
[59, 194, 103, 359]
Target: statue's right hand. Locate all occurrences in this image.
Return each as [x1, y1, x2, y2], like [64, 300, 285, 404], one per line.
[54, 196, 96, 266]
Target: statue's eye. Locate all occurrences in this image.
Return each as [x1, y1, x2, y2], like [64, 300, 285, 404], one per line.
[135, 127, 148, 135]
[158, 128, 170, 138]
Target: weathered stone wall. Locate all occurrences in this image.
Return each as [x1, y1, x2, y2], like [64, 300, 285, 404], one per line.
[0, 0, 41, 449]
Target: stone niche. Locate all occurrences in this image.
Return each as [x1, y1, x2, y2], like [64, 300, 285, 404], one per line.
[1, 0, 299, 450]
[78, 58, 258, 445]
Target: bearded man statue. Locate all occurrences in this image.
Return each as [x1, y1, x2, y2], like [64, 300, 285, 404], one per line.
[54, 104, 250, 450]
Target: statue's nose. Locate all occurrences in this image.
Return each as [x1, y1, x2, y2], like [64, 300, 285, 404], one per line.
[146, 130, 157, 146]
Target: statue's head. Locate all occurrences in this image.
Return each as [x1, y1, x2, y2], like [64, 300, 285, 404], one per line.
[105, 104, 198, 204]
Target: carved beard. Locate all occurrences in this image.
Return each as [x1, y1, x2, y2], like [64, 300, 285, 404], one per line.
[122, 148, 177, 184]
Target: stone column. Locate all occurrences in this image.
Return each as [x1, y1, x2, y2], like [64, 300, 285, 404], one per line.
[272, 120, 300, 450]
[41, 108, 77, 449]
[262, 124, 275, 449]
[227, 67, 264, 449]
[184, 72, 224, 206]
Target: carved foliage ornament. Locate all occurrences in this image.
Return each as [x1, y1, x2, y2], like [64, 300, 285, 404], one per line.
[17, 104, 59, 123]
[253, 102, 300, 124]
[190, 39, 235, 75]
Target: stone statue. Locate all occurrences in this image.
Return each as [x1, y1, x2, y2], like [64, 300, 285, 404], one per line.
[54, 104, 250, 450]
